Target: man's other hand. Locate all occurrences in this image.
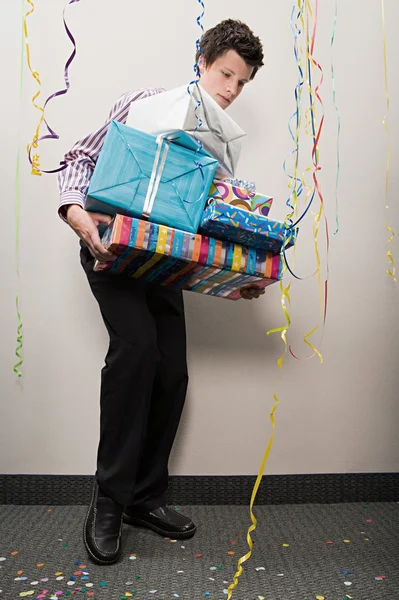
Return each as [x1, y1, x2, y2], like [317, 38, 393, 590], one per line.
[239, 285, 266, 300]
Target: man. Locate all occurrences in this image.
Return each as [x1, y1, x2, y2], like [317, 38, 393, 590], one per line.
[58, 19, 264, 564]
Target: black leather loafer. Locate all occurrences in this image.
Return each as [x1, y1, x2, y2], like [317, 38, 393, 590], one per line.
[83, 483, 123, 564]
[123, 505, 196, 539]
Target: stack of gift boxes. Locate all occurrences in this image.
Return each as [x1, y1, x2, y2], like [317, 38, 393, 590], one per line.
[86, 85, 297, 300]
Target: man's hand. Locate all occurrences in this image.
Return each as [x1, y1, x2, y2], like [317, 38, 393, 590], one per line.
[66, 204, 117, 263]
[239, 285, 266, 300]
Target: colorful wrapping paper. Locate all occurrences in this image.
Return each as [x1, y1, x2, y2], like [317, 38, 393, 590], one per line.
[199, 199, 297, 252]
[86, 121, 218, 233]
[94, 214, 283, 300]
[208, 181, 273, 216]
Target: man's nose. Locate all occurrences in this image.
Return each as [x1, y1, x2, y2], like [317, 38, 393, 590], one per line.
[227, 80, 238, 97]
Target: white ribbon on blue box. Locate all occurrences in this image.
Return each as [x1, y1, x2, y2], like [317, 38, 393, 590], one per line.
[86, 121, 218, 233]
[126, 83, 245, 179]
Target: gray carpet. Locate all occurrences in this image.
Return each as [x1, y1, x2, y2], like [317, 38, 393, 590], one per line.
[0, 503, 398, 599]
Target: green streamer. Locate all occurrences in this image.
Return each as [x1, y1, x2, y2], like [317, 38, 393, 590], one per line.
[331, 0, 341, 236]
[14, 0, 25, 377]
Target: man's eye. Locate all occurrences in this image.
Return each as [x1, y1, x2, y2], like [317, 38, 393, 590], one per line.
[222, 72, 230, 77]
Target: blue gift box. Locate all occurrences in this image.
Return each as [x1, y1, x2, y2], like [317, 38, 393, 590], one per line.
[86, 121, 218, 233]
[199, 199, 297, 252]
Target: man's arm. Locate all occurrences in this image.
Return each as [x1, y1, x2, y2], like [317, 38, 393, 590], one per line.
[57, 88, 165, 221]
[57, 88, 165, 262]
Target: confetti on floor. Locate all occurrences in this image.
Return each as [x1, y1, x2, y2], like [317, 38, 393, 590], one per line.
[0, 503, 397, 598]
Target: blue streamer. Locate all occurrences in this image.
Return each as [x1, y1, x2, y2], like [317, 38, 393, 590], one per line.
[282, 1, 305, 228]
[184, 0, 206, 204]
[187, 0, 205, 146]
[282, 1, 320, 281]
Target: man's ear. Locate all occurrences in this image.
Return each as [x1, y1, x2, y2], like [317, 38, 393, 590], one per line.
[198, 57, 206, 74]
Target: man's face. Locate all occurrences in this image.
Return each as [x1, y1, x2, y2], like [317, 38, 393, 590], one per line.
[198, 49, 254, 110]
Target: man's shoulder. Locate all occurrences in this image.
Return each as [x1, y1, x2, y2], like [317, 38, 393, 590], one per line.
[107, 88, 167, 122]
[118, 87, 167, 105]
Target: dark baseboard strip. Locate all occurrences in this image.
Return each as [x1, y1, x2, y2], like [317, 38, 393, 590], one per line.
[1, 473, 398, 505]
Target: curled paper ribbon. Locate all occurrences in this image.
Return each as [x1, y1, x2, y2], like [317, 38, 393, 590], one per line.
[283, 0, 305, 228]
[331, 0, 341, 236]
[306, 0, 329, 360]
[281, 4, 318, 282]
[25, 0, 81, 175]
[14, 153, 23, 377]
[287, 0, 328, 362]
[228, 275, 291, 599]
[24, 0, 44, 176]
[194, 0, 205, 79]
[229, 12, 300, 584]
[226, 394, 279, 600]
[187, 0, 205, 146]
[381, 0, 396, 281]
[14, 0, 26, 377]
[183, 0, 206, 204]
[281, 2, 324, 285]
[282, 1, 320, 283]
[226, 274, 291, 600]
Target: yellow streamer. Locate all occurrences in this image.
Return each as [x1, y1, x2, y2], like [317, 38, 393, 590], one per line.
[24, 0, 44, 176]
[381, 0, 396, 281]
[294, 1, 324, 361]
[226, 264, 292, 600]
[227, 4, 327, 597]
[226, 394, 279, 600]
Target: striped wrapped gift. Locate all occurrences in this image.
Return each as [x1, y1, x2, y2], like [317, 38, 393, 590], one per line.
[94, 214, 283, 300]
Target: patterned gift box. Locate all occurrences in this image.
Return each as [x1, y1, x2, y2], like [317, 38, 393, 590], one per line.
[94, 214, 283, 301]
[86, 121, 218, 233]
[208, 181, 273, 216]
[199, 199, 297, 252]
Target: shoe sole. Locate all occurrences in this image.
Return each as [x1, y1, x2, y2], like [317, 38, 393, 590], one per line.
[123, 514, 196, 539]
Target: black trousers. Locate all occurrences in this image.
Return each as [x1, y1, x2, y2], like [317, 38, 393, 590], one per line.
[80, 243, 189, 509]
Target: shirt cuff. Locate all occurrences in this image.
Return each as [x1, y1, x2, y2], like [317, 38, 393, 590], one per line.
[58, 191, 86, 223]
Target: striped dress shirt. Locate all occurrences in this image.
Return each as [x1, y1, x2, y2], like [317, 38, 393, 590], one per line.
[57, 88, 165, 221]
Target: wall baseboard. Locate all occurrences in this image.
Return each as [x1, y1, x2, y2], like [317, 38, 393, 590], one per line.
[1, 473, 398, 505]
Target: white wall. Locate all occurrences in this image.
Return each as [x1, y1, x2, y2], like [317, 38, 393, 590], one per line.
[1, 0, 398, 477]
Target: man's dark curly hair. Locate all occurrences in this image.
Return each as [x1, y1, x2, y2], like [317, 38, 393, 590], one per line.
[195, 19, 264, 80]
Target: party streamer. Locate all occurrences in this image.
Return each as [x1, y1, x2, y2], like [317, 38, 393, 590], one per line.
[13, 0, 26, 378]
[227, 4, 300, 597]
[24, 0, 44, 176]
[283, 0, 305, 228]
[331, 0, 341, 235]
[187, 0, 205, 139]
[287, 0, 328, 361]
[15, 0, 80, 376]
[381, 0, 396, 281]
[183, 0, 206, 203]
[225, 395, 279, 600]
[25, 0, 81, 175]
[281, 2, 319, 282]
[307, 0, 329, 352]
[227, 278, 292, 600]
[232, 10, 329, 589]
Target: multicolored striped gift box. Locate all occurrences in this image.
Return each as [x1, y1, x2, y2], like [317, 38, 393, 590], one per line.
[94, 214, 283, 300]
